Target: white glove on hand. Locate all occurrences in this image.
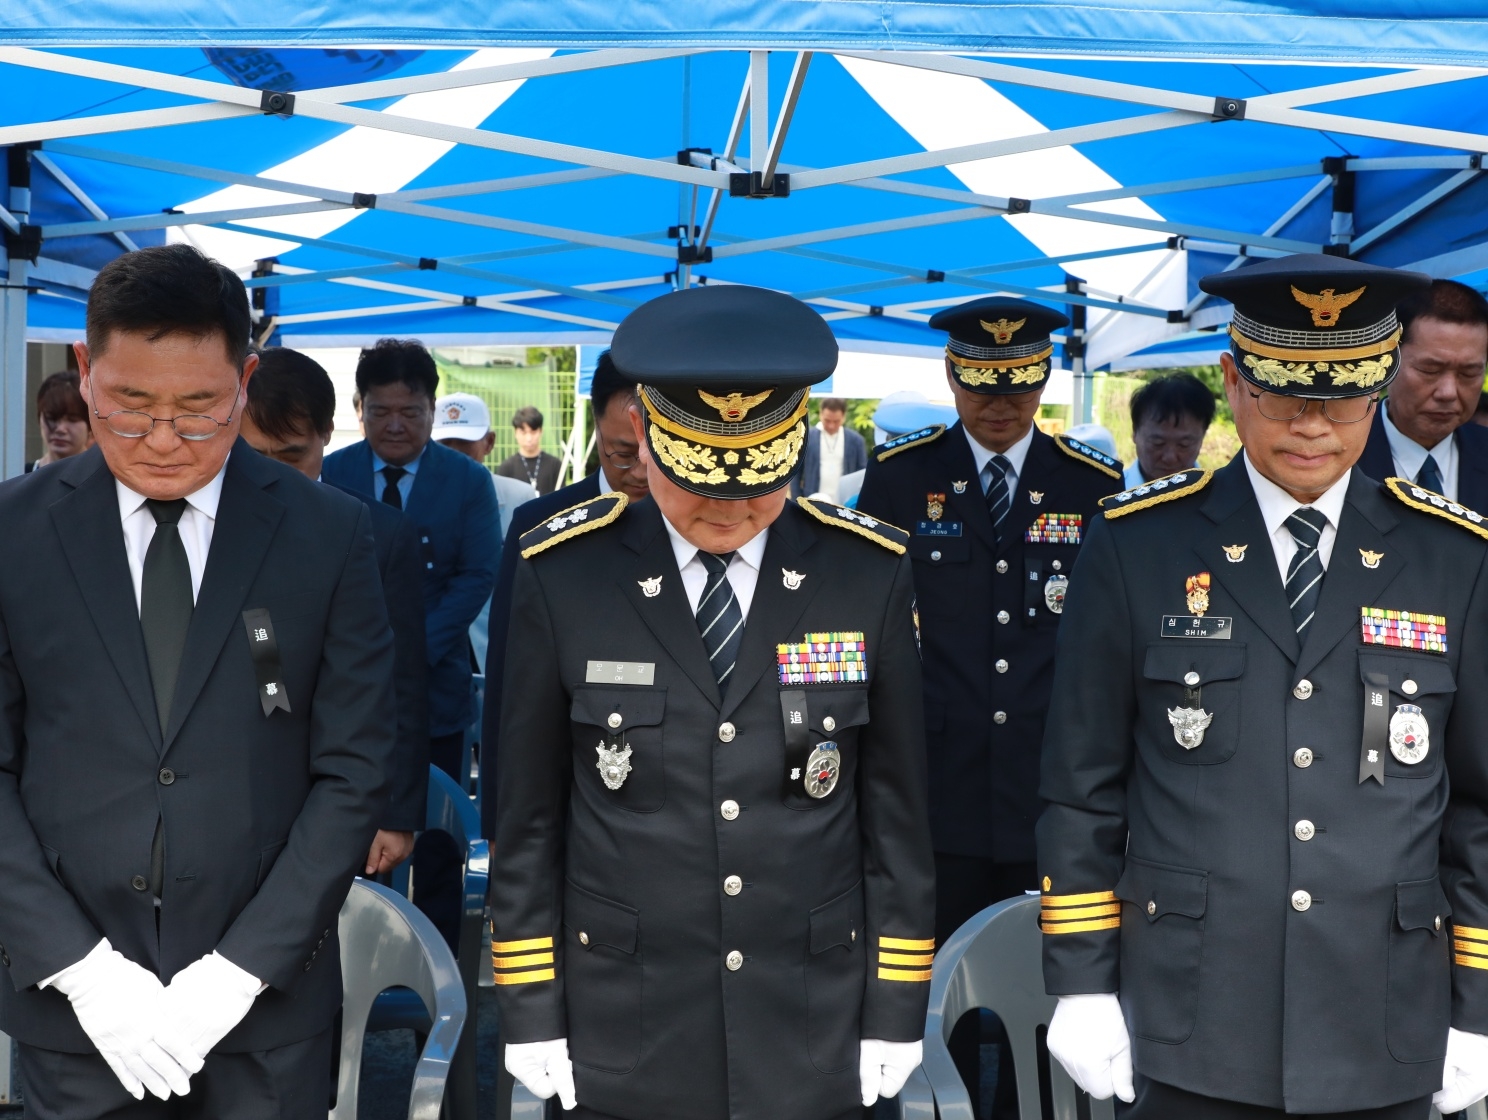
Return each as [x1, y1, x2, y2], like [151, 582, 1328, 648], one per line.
[506, 1038, 578, 1110]
[154, 952, 263, 1076]
[859, 1038, 924, 1106]
[1434, 1027, 1488, 1114]
[1047, 993, 1135, 1103]
[44, 939, 192, 1101]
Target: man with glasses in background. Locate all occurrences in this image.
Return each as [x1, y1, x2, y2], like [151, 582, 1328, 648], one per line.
[1123, 373, 1215, 489]
[0, 244, 395, 1116]
[1039, 255, 1488, 1119]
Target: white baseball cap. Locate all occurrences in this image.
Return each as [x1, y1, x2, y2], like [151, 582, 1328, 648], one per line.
[432, 393, 491, 441]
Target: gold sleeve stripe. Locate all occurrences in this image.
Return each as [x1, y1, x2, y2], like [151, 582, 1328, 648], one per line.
[879, 951, 935, 967]
[1454, 925, 1488, 943]
[879, 936, 935, 951]
[493, 952, 555, 969]
[493, 968, 557, 985]
[1453, 938, 1488, 954]
[878, 967, 933, 982]
[1041, 891, 1117, 908]
[1456, 953, 1488, 971]
[1041, 915, 1122, 934]
[491, 936, 554, 953]
[1041, 903, 1121, 922]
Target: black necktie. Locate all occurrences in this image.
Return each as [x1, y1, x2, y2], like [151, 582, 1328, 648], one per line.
[984, 454, 1012, 545]
[1417, 453, 1444, 495]
[141, 499, 194, 733]
[1285, 507, 1328, 636]
[381, 465, 407, 510]
[697, 552, 744, 689]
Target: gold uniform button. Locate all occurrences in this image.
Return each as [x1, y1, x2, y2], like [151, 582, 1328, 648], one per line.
[1293, 679, 1314, 700]
[823, 716, 837, 733]
[578, 931, 590, 946]
[995, 659, 1009, 674]
[1294, 747, 1314, 768]
[1294, 820, 1315, 841]
[607, 712, 622, 729]
[1291, 890, 1312, 912]
[1146, 900, 1156, 916]
[993, 711, 1007, 724]
[718, 722, 736, 743]
[720, 800, 740, 821]
[997, 610, 1010, 625]
[996, 560, 1009, 574]
[726, 950, 743, 971]
[723, 875, 742, 896]
[1402, 679, 1418, 696]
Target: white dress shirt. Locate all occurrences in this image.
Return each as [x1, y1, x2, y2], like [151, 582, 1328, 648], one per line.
[116, 460, 228, 611]
[814, 424, 846, 502]
[371, 445, 424, 506]
[1382, 401, 1458, 501]
[662, 517, 769, 621]
[966, 423, 1035, 497]
[1243, 453, 1351, 583]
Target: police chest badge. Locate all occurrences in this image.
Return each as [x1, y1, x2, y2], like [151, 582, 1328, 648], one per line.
[1389, 704, 1429, 765]
[1044, 574, 1069, 614]
[596, 739, 633, 790]
[804, 742, 841, 798]
[1167, 706, 1213, 750]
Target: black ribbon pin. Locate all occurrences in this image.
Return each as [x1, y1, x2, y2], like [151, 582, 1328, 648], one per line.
[242, 608, 291, 716]
[1360, 671, 1387, 785]
[780, 689, 810, 797]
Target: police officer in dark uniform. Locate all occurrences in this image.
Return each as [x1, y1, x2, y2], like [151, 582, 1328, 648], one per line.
[489, 284, 936, 1120]
[856, 296, 1122, 1115]
[1039, 254, 1488, 1119]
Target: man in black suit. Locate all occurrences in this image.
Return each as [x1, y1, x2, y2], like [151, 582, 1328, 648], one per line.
[1358, 279, 1488, 509]
[0, 244, 395, 1117]
[240, 346, 429, 877]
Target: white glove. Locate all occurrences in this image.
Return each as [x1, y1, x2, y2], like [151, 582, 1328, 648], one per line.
[154, 952, 264, 1076]
[42, 939, 192, 1101]
[859, 1038, 924, 1106]
[1434, 1027, 1488, 1114]
[1047, 993, 1135, 1103]
[506, 1038, 578, 1110]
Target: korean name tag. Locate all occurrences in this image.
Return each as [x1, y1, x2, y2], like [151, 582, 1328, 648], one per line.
[585, 661, 657, 686]
[241, 608, 291, 715]
[915, 520, 964, 537]
[1160, 615, 1234, 640]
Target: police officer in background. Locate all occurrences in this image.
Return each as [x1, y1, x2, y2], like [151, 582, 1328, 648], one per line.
[489, 285, 935, 1120]
[856, 296, 1122, 1117]
[1039, 254, 1488, 1119]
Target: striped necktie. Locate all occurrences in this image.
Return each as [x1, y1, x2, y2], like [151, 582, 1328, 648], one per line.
[697, 552, 744, 688]
[1284, 507, 1328, 635]
[984, 454, 1013, 545]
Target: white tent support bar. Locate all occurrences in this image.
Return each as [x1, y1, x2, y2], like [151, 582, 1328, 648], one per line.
[376, 197, 680, 258]
[749, 52, 769, 180]
[32, 151, 138, 251]
[1030, 200, 1319, 254]
[1347, 156, 1481, 171]
[0, 204, 17, 235]
[275, 299, 461, 324]
[1041, 164, 1321, 208]
[392, 166, 618, 201]
[1350, 168, 1482, 253]
[696, 72, 752, 253]
[44, 198, 344, 238]
[1247, 105, 1488, 154]
[710, 206, 994, 258]
[761, 52, 812, 183]
[1, 257, 27, 479]
[0, 101, 255, 147]
[1253, 66, 1488, 109]
[0, 47, 263, 107]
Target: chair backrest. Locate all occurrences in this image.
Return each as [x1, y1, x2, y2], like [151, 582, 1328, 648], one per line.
[332, 879, 468, 1120]
[426, 765, 491, 990]
[923, 895, 1115, 1120]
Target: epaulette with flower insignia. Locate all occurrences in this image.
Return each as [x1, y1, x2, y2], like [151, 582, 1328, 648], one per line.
[1383, 478, 1488, 540]
[1099, 469, 1212, 519]
[797, 498, 909, 554]
[1054, 434, 1123, 480]
[519, 492, 629, 559]
[873, 425, 945, 462]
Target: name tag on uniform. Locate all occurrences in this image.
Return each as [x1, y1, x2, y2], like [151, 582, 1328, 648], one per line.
[1160, 615, 1234, 639]
[915, 521, 963, 537]
[585, 661, 656, 686]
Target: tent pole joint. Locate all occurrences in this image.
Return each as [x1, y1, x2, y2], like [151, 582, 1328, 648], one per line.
[4, 224, 40, 263]
[352, 192, 377, 209]
[729, 172, 790, 198]
[260, 90, 295, 118]
[677, 241, 712, 264]
[1212, 97, 1247, 122]
[1007, 197, 1031, 214]
[418, 257, 438, 270]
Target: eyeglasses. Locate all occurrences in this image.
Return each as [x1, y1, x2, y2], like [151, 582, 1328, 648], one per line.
[598, 435, 640, 472]
[89, 383, 238, 441]
[1248, 390, 1378, 425]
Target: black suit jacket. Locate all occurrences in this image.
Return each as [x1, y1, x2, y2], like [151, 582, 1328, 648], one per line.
[328, 482, 429, 832]
[1358, 406, 1488, 512]
[490, 497, 935, 1120]
[480, 471, 602, 841]
[1039, 457, 1488, 1111]
[0, 443, 396, 1053]
[856, 424, 1122, 860]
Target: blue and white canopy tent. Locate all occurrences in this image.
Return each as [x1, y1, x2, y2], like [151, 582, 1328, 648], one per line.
[7, 3, 1488, 476]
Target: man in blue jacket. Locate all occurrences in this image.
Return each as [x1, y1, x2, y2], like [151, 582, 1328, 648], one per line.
[323, 339, 499, 783]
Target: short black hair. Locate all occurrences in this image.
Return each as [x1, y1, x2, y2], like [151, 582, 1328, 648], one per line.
[86, 243, 251, 368]
[820, 397, 847, 413]
[1130, 373, 1216, 431]
[354, 338, 439, 403]
[512, 405, 543, 431]
[1399, 278, 1488, 343]
[247, 347, 336, 440]
[589, 350, 636, 419]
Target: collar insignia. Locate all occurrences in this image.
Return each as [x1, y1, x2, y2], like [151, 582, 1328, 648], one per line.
[952, 480, 968, 494]
[1223, 543, 1248, 563]
[782, 568, 806, 590]
[1360, 548, 1384, 570]
[638, 575, 664, 598]
[1028, 490, 1044, 505]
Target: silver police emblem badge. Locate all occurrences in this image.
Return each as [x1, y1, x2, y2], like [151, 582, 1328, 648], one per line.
[596, 740, 633, 790]
[782, 568, 806, 590]
[804, 742, 841, 798]
[1389, 704, 1429, 765]
[952, 480, 969, 494]
[1044, 573, 1069, 614]
[637, 575, 663, 598]
[1167, 706, 1214, 750]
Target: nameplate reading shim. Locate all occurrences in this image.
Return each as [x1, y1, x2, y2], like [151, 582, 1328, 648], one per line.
[915, 521, 963, 537]
[1160, 615, 1234, 639]
[585, 661, 656, 686]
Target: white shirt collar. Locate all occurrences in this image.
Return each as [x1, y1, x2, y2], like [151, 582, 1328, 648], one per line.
[597, 468, 613, 496]
[662, 515, 769, 574]
[115, 454, 229, 523]
[964, 422, 1035, 480]
[1382, 400, 1454, 484]
[1243, 452, 1350, 542]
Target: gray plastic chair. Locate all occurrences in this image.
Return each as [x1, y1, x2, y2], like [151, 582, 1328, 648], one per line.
[331, 878, 467, 1120]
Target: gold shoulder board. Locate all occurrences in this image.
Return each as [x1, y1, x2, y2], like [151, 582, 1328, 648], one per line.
[873, 424, 945, 463]
[1383, 478, 1488, 540]
[519, 492, 629, 559]
[1054, 433, 1124, 480]
[1100, 469, 1212, 519]
[797, 498, 909, 554]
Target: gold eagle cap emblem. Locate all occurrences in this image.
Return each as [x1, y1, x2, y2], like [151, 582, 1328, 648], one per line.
[698, 389, 772, 423]
[1290, 284, 1366, 328]
[980, 317, 1026, 345]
